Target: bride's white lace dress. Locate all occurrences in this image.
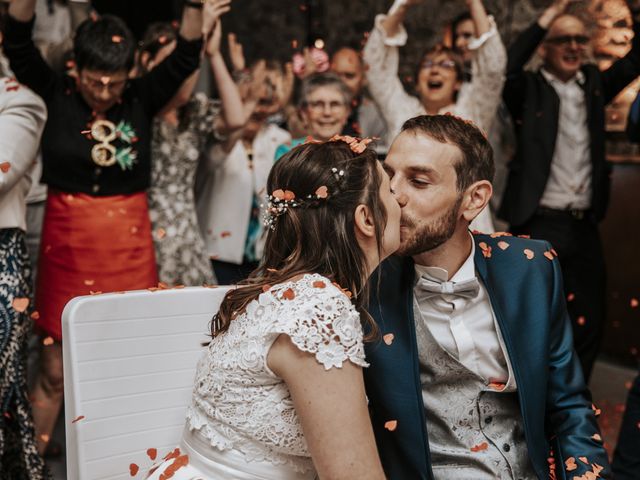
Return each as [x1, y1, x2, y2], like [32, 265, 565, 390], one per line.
[146, 273, 368, 479]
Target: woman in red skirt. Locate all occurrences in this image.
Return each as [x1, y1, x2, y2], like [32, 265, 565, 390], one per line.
[3, 0, 208, 454]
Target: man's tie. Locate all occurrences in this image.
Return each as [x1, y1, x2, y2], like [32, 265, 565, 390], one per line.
[417, 276, 480, 300]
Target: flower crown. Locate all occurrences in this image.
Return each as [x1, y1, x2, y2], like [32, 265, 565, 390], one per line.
[263, 135, 375, 230]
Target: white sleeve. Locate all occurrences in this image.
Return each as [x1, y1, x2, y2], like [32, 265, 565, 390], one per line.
[269, 277, 368, 370]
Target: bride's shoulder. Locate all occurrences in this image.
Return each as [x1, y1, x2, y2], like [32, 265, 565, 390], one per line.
[267, 273, 352, 304]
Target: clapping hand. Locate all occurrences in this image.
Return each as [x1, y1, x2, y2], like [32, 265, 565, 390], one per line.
[202, 0, 231, 44]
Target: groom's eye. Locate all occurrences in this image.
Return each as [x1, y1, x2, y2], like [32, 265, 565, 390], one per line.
[411, 178, 430, 187]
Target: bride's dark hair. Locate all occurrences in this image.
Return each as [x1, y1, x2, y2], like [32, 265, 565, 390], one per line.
[211, 140, 388, 339]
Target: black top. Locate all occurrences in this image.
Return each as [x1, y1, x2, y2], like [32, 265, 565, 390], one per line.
[2, 14, 203, 196]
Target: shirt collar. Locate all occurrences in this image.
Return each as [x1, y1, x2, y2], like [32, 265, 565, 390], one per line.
[541, 67, 585, 86]
[415, 233, 476, 283]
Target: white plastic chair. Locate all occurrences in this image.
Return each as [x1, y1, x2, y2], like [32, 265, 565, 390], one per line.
[62, 286, 232, 480]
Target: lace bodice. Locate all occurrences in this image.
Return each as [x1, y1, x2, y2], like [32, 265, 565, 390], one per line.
[186, 274, 368, 474]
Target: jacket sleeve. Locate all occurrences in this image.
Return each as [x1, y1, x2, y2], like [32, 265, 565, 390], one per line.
[503, 21, 547, 119]
[131, 35, 203, 117]
[2, 15, 57, 102]
[0, 81, 47, 195]
[601, 16, 640, 105]
[545, 242, 611, 479]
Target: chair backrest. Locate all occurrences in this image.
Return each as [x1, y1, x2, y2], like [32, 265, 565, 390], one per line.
[62, 286, 232, 480]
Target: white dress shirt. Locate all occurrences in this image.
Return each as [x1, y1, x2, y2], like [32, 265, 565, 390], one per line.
[413, 237, 516, 389]
[539, 69, 592, 210]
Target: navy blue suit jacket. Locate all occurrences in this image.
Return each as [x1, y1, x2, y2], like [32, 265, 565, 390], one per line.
[364, 234, 610, 479]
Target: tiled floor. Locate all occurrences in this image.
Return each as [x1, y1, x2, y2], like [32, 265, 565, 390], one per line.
[47, 358, 637, 479]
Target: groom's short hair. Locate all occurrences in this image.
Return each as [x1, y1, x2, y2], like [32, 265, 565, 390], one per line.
[400, 115, 495, 192]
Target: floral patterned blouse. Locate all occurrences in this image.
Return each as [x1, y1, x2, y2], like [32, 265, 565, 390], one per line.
[148, 93, 223, 286]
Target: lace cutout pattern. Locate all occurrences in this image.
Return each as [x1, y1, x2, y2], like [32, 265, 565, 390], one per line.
[186, 273, 367, 473]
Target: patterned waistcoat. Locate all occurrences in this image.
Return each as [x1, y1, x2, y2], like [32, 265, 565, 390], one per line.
[414, 308, 537, 480]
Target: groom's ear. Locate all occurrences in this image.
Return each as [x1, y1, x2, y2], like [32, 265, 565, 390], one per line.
[461, 180, 493, 223]
[354, 204, 375, 239]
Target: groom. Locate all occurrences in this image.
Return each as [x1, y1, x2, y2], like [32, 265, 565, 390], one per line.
[365, 114, 610, 479]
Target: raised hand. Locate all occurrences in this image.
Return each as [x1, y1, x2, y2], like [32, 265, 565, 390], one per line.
[228, 33, 246, 74]
[202, 0, 231, 38]
[205, 19, 223, 57]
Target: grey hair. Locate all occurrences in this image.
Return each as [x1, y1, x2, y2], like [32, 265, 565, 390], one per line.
[297, 72, 353, 110]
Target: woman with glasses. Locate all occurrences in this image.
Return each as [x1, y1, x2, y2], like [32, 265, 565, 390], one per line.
[362, 0, 506, 234]
[2, 0, 206, 455]
[274, 72, 353, 160]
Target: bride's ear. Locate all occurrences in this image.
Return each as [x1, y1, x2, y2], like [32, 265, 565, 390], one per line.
[354, 204, 375, 239]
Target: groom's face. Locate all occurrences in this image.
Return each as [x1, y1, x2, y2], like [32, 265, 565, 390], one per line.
[384, 131, 464, 256]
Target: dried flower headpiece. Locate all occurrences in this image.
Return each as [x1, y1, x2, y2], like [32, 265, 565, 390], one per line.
[262, 168, 346, 230]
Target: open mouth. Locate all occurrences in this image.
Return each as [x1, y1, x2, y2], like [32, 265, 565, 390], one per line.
[427, 79, 444, 90]
[563, 53, 580, 64]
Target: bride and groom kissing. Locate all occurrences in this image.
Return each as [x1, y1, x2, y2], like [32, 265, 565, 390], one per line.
[148, 114, 609, 480]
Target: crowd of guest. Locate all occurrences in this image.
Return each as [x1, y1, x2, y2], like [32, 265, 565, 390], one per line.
[0, 0, 639, 477]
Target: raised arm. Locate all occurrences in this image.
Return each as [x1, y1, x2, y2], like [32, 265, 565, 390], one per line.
[132, 3, 205, 116]
[601, 2, 640, 104]
[363, 0, 424, 141]
[545, 244, 611, 478]
[204, 5, 245, 132]
[3, 0, 57, 100]
[457, 0, 506, 133]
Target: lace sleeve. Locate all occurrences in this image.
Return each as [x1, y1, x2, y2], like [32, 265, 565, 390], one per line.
[456, 17, 507, 134]
[363, 15, 424, 143]
[268, 276, 369, 371]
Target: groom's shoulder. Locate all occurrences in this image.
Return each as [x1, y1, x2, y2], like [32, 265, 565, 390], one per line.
[472, 232, 558, 271]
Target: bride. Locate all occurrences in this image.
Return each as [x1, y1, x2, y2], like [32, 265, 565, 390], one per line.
[147, 136, 400, 479]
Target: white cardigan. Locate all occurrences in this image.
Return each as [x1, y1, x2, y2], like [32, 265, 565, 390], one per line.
[0, 79, 47, 231]
[196, 123, 291, 264]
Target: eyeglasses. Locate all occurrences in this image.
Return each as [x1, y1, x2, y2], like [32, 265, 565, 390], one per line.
[305, 100, 347, 112]
[545, 35, 590, 46]
[420, 59, 457, 71]
[80, 74, 128, 93]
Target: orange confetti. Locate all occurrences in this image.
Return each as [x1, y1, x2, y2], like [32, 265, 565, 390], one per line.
[220, 231, 232, 238]
[90, 291, 103, 295]
[0, 162, 10, 173]
[173, 285, 185, 289]
[262, 284, 272, 292]
[315, 185, 328, 198]
[40, 434, 50, 443]
[129, 463, 139, 476]
[591, 433, 602, 442]
[147, 447, 157, 460]
[383, 333, 395, 345]
[283, 288, 295, 300]
[43, 337, 54, 346]
[518, 234, 531, 239]
[130, 226, 138, 234]
[544, 251, 554, 260]
[12, 297, 29, 313]
[550, 248, 558, 257]
[497, 241, 510, 250]
[631, 298, 639, 308]
[283, 190, 295, 201]
[578, 456, 589, 464]
[112, 35, 123, 43]
[565, 457, 577, 471]
[567, 293, 575, 302]
[313, 280, 326, 288]
[524, 249, 535, 260]
[158, 282, 170, 289]
[266, 268, 278, 272]
[577, 316, 586, 326]
[384, 420, 397, 431]
[592, 404, 601, 416]
[156, 228, 166, 239]
[84, 279, 95, 286]
[272, 189, 285, 199]
[30, 311, 40, 320]
[488, 382, 506, 391]
[163, 447, 181, 461]
[71, 415, 85, 424]
[490, 231, 512, 238]
[470, 442, 489, 452]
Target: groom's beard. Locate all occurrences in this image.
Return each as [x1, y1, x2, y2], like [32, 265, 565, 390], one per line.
[397, 195, 462, 257]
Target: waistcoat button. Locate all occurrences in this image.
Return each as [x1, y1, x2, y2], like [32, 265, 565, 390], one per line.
[503, 443, 511, 452]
